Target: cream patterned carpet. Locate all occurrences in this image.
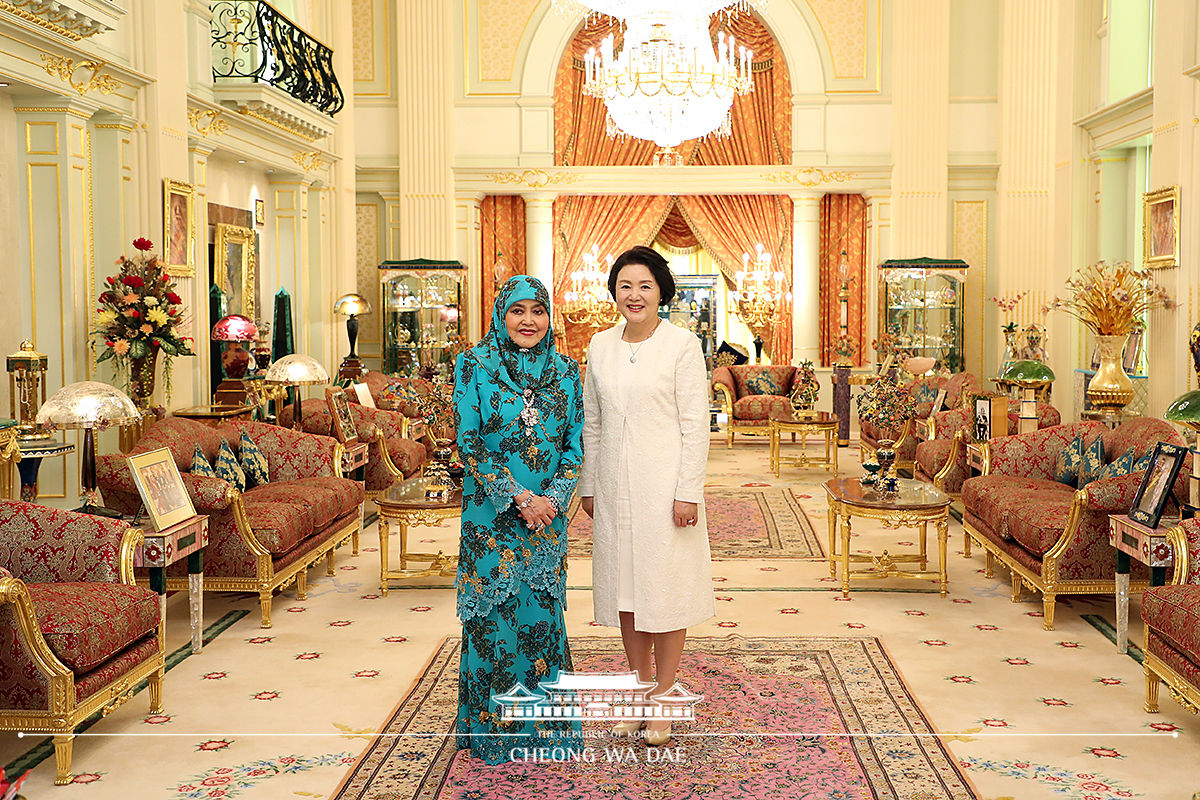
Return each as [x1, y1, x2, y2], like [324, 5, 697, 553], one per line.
[2, 434, 1198, 799]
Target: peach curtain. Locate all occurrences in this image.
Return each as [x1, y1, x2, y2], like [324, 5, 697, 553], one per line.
[552, 194, 674, 360]
[818, 194, 868, 367]
[480, 196, 526, 333]
[676, 195, 792, 363]
[555, 12, 788, 167]
[654, 201, 700, 252]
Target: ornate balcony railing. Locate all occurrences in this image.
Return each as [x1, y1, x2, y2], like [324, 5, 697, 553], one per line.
[210, 0, 344, 116]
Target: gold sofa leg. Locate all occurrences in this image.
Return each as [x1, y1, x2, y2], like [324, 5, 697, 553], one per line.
[984, 550, 994, 578]
[352, 529, 360, 555]
[297, 567, 308, 601]
[1144, 666, 1160, 713]
[1041, 592, 1056, 630]
[148, 667, 164, 714]
[1011, 572, 1022, 603]
[259, 591, 273, 628]
[326, 548, 335, 577]
[963, 532, 971, 558]
[53, 734, 74, 785]
[727, 428, 734, 449]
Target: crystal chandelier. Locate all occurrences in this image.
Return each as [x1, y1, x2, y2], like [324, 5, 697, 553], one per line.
[562, 244, 622, 330]
[582, 10, 754, 165]
[732, 243, 788, 362]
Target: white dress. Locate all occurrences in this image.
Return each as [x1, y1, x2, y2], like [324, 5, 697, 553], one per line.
[579, 321, 715, 633]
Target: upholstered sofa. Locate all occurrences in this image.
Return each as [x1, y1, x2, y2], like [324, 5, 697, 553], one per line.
[712, 364, 802, 448]
[96, 418, 364, 628]
[279, 398, 428, 492]
[961, 417, 1188, 629]
[859, 371, 981, 474]
[0, 500, 164, 784]
[1142, 517, 1200, 715]
[914, 399, 1062, 495]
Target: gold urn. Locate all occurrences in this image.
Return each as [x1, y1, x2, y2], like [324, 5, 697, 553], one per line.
[1086, 333, 1134, 419]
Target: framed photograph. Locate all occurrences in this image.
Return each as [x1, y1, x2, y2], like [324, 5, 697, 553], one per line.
[933, 388, 948, 412]
[163, 179, 196, 277]
[254, 198, 265, 226]
[1122, 327, 1143, 374]
[214, 223, 257, 320]
[1143, 185, 1179, 269]
[127, 447, 196, 531]
[1129, 442, 1186, 528]
[352, 382, 376, 408]
[325, 387, 358, 446]
[972, 395, 1008, 442]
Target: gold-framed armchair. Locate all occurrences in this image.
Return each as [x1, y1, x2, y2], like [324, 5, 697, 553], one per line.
[1142, 520, 1200, 715]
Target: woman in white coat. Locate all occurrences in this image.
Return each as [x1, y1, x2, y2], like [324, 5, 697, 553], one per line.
[578, 246, 714, 747]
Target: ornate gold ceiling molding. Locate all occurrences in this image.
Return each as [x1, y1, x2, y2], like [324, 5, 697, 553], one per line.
[40, 53, 121, 95]
[485, 169, 583, 188]
[187, 108, 229, 138]
[761, 168, 856, 187]
[292, 150, 325, 172]
[0, 0, 114, 41]
[234, 102, 325, 143]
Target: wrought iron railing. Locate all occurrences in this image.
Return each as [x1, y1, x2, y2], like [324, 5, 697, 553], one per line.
[210, 0, 344, 115]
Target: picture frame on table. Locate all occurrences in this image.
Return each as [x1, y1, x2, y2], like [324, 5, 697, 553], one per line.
[127, 447, 196, 531]
[352, 382, 376, 408]
[933, 388, 948, 413]
[1143, 185, 1179, 269]
[973, 396, 991, 442]
[325, 387, 359, 446]
[1129, 442, 1186, 529]
[163, 179, 196, 277]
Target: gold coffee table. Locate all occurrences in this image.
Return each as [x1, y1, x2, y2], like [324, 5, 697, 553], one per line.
[769, 409, 838, 476]
[824, 477, 951, 597]
[375, 476, 461, 593]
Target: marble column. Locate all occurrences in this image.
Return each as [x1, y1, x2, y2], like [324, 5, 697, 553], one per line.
[523, 193, 555, 304]
[790, 192, 821, 367]
[455, 192, 485, 341]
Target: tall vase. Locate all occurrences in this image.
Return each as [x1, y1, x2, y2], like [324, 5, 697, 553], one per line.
[128, 350, 159, 412]
[1087, 334, 1134, 419]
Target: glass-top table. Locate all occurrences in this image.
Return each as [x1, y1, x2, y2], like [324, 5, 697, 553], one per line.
[823, 477, 951, 597]
[374, 476, 461, 592]
[768, 409, 839, 476]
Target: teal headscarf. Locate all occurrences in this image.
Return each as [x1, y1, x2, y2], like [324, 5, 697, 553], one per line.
[466, 275, 565, 392]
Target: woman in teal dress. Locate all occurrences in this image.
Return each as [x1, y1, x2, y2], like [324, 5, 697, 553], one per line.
[453, 275, 584, 765]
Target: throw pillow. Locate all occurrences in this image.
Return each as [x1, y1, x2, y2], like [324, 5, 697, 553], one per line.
[190, 445, 216, 479]
[1077, 435, 1106, 489]
[743, 373, 783, 396]
[1097, 447, 1137, 482]
[715, 341, 749, 366]
[1054, 434, 1085, 486]
[239, 432, 269, 488]
[1134, 450, 1153, 472]
[214, 438, 246, 492]
[912, 383, 941, 406]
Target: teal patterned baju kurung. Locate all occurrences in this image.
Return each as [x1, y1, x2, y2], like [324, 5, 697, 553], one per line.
[453, 276, 584, 765]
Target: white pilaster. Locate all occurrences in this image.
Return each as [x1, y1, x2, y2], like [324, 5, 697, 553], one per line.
[790, 192, 821, 365]
[455, 192, 485, 340]
[270, 177, 314, 356]
[524, 194, 555, 300]
[187, 140, 215, 399]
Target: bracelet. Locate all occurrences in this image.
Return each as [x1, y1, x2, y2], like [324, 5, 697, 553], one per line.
[518, 495, 534, 509]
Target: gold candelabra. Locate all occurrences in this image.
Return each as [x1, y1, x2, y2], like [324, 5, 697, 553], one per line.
[561, 244, 622, 331]
[7, 339, 51, 440]
[733, 243, 787, 363]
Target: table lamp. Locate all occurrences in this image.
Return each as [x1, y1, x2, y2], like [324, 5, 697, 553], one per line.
[1164, 389, 1200, 519]
[998, 359, 1055, 434]
[7, 339, 50, 441]
[333, 293, 372, 382]
[265, 354, 328, 430]
[36, 381, 140, 517]
[212, 314, 259, 405]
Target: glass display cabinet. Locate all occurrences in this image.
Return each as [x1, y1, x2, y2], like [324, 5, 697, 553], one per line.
[877, 258, 968, 373]
[379, 259, 466, 377]
[662, 274, 719, 373]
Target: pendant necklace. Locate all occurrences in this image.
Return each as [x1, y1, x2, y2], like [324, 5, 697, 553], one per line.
[626, 320, 659, 363]
[519, 388, 541, 435]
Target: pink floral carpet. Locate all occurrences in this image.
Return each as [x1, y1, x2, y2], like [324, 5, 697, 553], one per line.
[566, 489, 823, 560]
[333, 635, 978, 800]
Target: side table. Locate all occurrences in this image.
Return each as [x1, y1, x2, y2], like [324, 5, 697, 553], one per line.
[172, 404, 257, 428]
[769, 410, 838, 476]
[374, 476, 461, 594]
[342, 441, 369, 553]
[134, 515, 209, 654]
[15, 439, 75, 502]
[1108, 514, 1174, 654]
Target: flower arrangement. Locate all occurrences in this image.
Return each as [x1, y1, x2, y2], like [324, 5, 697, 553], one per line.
[832, 334, 856, 364]
[990, 291, 1027, 315]
[415, 379, 456, 442]
[790, 359, 819, 407]
[92, 238, 194, 401]
[856, 374, 917, 431]
[1044, 261, 1173, 336]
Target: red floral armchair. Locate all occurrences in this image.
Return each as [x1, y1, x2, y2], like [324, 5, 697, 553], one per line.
[859, 371, 981, 474]
[1142, 518, 1200, 715]
[711, 365, 801, 448]
[961, 417, 1189, 630]
[0, 500, 164, 785]
[95, 418, 364, 628]
[914, 398, 1061, 495]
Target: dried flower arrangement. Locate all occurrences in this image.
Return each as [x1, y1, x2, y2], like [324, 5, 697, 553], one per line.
[856, 374, 917, 431]
[1044, 261, 1173, 336]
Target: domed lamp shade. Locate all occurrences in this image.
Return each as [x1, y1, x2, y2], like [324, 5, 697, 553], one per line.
[36, 381, 140, 517]
[333, 293, 372, 382]
[1165, 388, 1200, 518]
[212, 314, 260, 404]
[998, 359, 1055, 434]
[265, 354, 329, 430]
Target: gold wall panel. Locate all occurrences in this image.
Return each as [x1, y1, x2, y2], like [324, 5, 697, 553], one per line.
[476, 0, 540, 82]
[807, 0, 869, 80]
[352, 0, 375, 82]
[355, 202, 381, 359]
[953, 200, 987, 378]
[25, 121, 58, 155]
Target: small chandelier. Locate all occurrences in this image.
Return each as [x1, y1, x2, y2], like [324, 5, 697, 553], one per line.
[583, 11, 753, 165]
[562, 244, 622, 330]
[732, 243, 788, 362]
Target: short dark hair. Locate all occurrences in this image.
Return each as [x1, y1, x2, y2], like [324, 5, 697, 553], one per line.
[607, 246, 676, 306]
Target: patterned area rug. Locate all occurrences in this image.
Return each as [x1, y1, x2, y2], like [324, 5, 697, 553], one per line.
[566, 488, 823, 560]
[333, 635, 979, 800]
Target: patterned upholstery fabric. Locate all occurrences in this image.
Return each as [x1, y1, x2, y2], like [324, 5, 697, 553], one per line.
[1097, 447, 1137, 482]
[27, 582, 159, 673]
[191, 445, 216, 478]
[1141, 586, 1200, 665]
[239, 432, 270, 487]
[245, 477, 361, 534]
[1180, 519, 1200, 586]
[215, 439, 247, 491]
[72, 636, 159, 704]
[238, 497, 313, 555]
[1078, 435, 1106, 489]
[1054, 434, 1086, 486]
[729, 366, 796, 398]
[732, 395, 793, 422]
[1143, 629, 1200, 694]
[915, 438, 954, 483]
[0, 500, 128, 584]
[217, 421, 341, 483]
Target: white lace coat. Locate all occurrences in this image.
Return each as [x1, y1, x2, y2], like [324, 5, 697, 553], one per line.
[579, 321, 715, 632]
